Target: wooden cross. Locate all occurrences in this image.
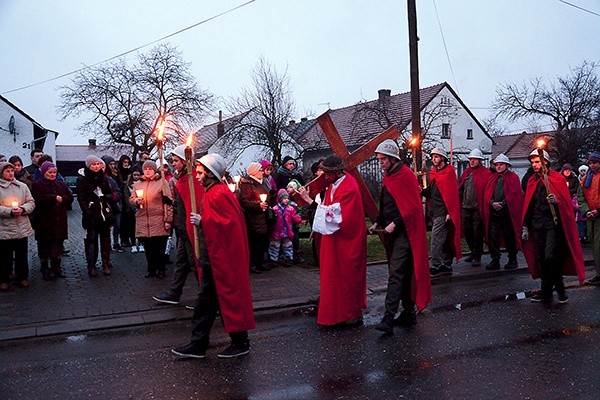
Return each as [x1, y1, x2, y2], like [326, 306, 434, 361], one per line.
[298, 111, 400, 224]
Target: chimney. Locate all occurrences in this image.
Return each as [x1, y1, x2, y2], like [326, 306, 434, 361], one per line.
[289, 120, 296, 127]
[217, 110, 225, 138]
[378, 89, 391, 100]
[300, 117, 308, 123]
[88, 139, 97, 148]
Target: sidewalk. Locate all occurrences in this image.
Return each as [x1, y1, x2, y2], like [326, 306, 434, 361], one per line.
[0, 204, 595, 341]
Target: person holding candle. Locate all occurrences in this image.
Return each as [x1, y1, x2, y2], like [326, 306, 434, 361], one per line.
[172, 153, 254, 359]
[522, 149, 585, 303]
[130, 160, 173, 279]
[0, 161, 35, 291]
[31, 161, 73, 280]
[239, 162, 270, 274]
[76, 155, 116, 277]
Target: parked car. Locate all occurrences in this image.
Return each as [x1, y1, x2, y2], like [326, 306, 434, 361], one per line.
[64, 176, 78, 194]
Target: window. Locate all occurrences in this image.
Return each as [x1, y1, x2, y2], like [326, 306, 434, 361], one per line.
[441, 123, 450, 138]
[440, 96, 451, 106]
[467, 129, 473, 140]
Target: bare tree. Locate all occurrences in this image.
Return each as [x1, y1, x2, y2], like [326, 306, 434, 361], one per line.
[492, 60, 600, 164]
[59, 44, 214, 159]
[222, 57, 298, 166]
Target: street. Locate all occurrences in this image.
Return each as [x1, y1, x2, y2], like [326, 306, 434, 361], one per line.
[2, 272, 599, 400]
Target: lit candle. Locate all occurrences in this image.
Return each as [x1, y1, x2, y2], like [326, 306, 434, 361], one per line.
[228, 183, 237, 193]
[11, 201, 18, 208]
[259, 193, 267, 202]
[135, 189, 144, 208]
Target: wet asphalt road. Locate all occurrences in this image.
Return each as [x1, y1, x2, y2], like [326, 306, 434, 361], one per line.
[2, 273, 600, 400]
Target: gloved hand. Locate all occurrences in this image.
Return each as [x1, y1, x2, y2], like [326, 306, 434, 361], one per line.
[492, 202, 503, 211]
[521, 226, 529, 241]
[547, 194, 557, 204]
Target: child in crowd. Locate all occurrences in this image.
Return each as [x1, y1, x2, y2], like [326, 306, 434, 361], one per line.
[268, 189, 302, 266]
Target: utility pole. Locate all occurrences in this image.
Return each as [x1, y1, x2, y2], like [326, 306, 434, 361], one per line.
[407, 0, 422, 173]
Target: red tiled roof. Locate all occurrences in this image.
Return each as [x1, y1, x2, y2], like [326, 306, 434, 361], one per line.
[195, 111, 251, 154]
[492, 131, 556, 159]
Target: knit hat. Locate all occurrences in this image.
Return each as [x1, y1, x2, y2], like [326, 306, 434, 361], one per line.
[561, 163, 572, 171]
[310, 160, 323, 175]
[282, 156, 296, 167]
[142, 160, 158, 172]
[40, 161, 56, 176]
[0, 161, 14, 175]
[259, 159, 272, 170]
[101, 155, 115, 165]
[588, 152, 600, 163]
[278, 188, 289, 201]
[246, 162, 262, 178]
[85, 155, 104, 168]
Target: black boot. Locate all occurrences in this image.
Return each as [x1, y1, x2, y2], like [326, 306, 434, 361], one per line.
[50, 258, 66, 279]
[41, 260, 54, 281]
[100, 236, 112, 276]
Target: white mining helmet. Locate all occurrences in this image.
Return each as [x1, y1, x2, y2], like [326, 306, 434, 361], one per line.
[493, 153, 511, 166]
[528, 149, 550, 162]
[467, 148, 485, 160]
[375, 139, 400, 159]
[171, 144, 190, 161]
[197, 153, 227, 181]
[579, 165, 589, 174]
[430, 147, 448, 160]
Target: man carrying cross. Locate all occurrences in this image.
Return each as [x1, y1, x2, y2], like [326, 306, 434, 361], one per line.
[313, 155, 367, 328]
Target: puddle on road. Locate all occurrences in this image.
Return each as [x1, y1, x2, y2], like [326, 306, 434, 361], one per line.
[66, 334, 87, 342]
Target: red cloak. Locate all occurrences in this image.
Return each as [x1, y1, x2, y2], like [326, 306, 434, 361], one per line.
[318, 174, 367, 326]
[459, 166, 492, 219]
[482, 170, 524, 250]
[429, 166, 462, 261]
[201, 183, 255, 333]
[522, 170, 585, 284]
[382, 165, 431, 311]
[175, 169, 204, 260]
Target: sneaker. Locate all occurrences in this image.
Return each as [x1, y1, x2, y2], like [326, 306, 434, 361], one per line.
[485, 261, 500, 271]
[112, 244, 125, 253]
[394, 311, 417, 327]
[504, 259, 518, 270]
[585, 275, 600, 286]
[131, 246, 138, 253]
[438, 265, 453, 275]
[374, 316, 394, 335]
[171, 342, 206, 359]
[558, 293, 569, 304]
[530, 293, 552, 303]
[217, 343, 250, 358]
[153, 293, 180, 305]
[138, 245, 145, 253]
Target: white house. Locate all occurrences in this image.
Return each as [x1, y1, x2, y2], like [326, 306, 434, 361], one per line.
[0, 94, 57, 163]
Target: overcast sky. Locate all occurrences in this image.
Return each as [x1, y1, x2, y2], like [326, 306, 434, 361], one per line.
[1, 0, 599, 145]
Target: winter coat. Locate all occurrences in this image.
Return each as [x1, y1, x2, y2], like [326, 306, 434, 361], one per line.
[270, 203, 302, 241]
[76, 167, 115, 230]
[0, 177, 35, 240]
[131, 174, 173, 238]
[31, 177, 73, 241]
[239, 176, 269, 234]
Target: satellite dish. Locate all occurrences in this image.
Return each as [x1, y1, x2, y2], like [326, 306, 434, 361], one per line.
[8, 115, 17, 142]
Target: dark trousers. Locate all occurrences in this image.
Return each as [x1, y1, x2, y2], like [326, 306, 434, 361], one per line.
[383, 231, 414, 317]
[84, 226, 111, 269]
[112, 212, 122, 246]
[190, 231, 248, 346]
[0, 238, 28, 283]
[533, 227, 565, 297]
[120, 210, 136, 246]
[168, 232, 198, 299]
[141, 236, 168, 275]
[488, 213, 517, 262]
[248, 231, 268, 270]
[462, 208, 485, 260]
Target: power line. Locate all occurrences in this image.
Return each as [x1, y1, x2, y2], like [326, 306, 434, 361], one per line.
[1, 0, 256, 95]
[432, 0, 460, 96]
[557, 0, 600, 17]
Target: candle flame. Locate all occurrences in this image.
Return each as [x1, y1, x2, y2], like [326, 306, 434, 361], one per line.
[11, 201, 18, 208]
[228, 183, 237, 193]
[186, 133, 194, 147]
[135, 189, 144, 198]
[259, 194, 268, 202]
[233, 175, 241, 184]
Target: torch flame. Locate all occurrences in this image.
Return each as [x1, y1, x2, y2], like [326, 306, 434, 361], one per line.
[157, 118, 166, 141]
[410, 137, 418, 146]
[186, 133, 194, 147]
[537, 138, 545, 149]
